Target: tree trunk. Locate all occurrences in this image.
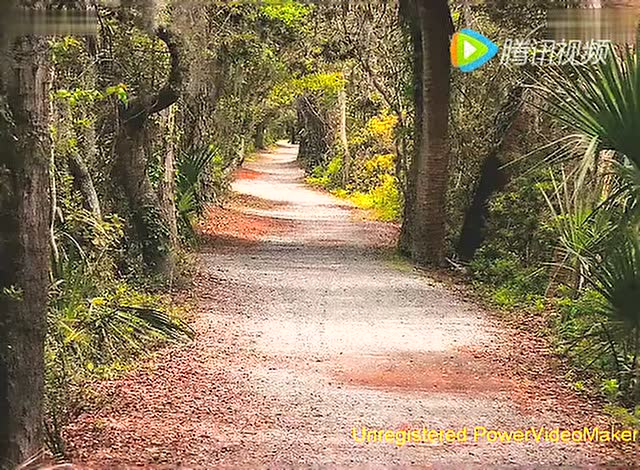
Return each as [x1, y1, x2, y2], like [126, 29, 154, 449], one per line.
[401, 0, 453, 266]
[158, 105, 179, 257]
[297, 96, 332, 169]
[456, 85, 525, 261]
[116, 118, 173, 276]
[398, 0, 423, 255]
[254, 120, 266, 150]
[0, 25, 52, 469]
[338, 88, 350, 186]
[68, 151, 101, 219]
[115, 26, 183, 278]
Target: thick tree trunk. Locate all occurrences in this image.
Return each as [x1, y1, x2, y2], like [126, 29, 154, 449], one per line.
[116, 119, 173, 276]
[402, 0, 453, 266]
[115, 26, 183, 278]
[0, 28, 52, 469]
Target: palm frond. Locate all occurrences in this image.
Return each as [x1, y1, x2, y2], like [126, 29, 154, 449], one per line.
[534, 44, 640, 168]
[587, 231, 640, 330]
[176, 145, 219, 237]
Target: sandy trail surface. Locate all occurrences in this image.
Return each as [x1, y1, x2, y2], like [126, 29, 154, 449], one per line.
[67, 143, 637, 468]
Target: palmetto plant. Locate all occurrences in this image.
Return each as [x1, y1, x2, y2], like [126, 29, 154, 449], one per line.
[51, 295, 193, 362]
[587, 232, 640, 401]
[45, 202, 196, 457]
[590, 234, 640, 332]
[534, 43, 640, 402]
[533, 43, 640, 207]
[176, 145, 219, 238]
[541, 171, 617, 292]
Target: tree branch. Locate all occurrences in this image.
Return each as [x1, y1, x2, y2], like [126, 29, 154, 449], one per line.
[148, 26, 183, 115]
[123, 26, 184, 124]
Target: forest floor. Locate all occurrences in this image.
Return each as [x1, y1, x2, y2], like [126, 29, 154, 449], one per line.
[66, 143, 639, 468]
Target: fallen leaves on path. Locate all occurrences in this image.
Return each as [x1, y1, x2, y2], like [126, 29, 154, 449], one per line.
[334, 350, 512, 394]
[64, 274, 274, 468]
[197, 204, 296, 245]
[233, 167, 263, 180]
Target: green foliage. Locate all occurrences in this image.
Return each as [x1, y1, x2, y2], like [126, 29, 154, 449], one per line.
[40, 0, 326, 459]
[269, 72, 346, 107]
[352, 153, 396, 192]
[45, 206, 193, 457]
[605, 403, 640, 428]
[50, 36, 83, 65]
[307, 154, 342, 189]
[307, 146, 403, 223]
[525, 43, 640, 408]
[49, 284, 193, 366]
[588, 231, 640, 331]
[534, 44, 640, 225]
[303, 104, 404, 223]
[349, 174, 403, 222]
[601, 378, 621, 403]
[470, 172, 556, 282]
[470, 249, 547, 309]
[53, 84, 128, 108]
[349, 112, 398, 157]
[176, 145, 222, 240]
[260, 0, 311, 29]
[535, 44, 640, 167]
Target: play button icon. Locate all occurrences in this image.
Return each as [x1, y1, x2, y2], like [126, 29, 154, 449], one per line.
[451, 29, 499, 72]
[463, 40, 477, 60]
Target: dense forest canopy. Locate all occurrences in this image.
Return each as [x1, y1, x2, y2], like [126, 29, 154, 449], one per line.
[1, 0, 640, 466]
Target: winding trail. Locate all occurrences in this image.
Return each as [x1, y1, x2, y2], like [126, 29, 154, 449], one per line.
[68, 143, 636, 468]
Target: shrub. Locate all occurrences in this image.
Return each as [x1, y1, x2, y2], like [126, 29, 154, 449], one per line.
[349, 174, 403, 222]
[306, 153, 343, 189]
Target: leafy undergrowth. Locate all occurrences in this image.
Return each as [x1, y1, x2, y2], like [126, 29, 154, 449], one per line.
[468, 259, 640, 430]
[46, 278, 194, 460]
[62, 271, 273, 468]
[333, 176, 402, 222]
[307, 155, 403, 222]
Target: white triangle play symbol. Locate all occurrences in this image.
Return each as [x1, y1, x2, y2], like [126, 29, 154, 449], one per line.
[463, 39, 477, 59]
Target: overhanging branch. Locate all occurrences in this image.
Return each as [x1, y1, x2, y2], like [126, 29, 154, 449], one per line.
[122, 26, 184, 124]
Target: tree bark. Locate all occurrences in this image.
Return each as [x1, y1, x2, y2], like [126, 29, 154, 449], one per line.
[0, 21, 52, 468]
[68, 151, 101, 219]
[158, 105, 179, 258]
[400, 0, 453, 266]
[297, 96, 332, 170]
[338, 87, 350, 186]
[115, 26, 183, 277]
[254, 120, 266, 150]
[456, 85, 525, 261]
[289, 123, 297, 144]
[398, 0, 423, 255]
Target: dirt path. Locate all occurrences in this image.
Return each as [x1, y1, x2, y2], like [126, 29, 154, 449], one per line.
[67, 143, 637, 468]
